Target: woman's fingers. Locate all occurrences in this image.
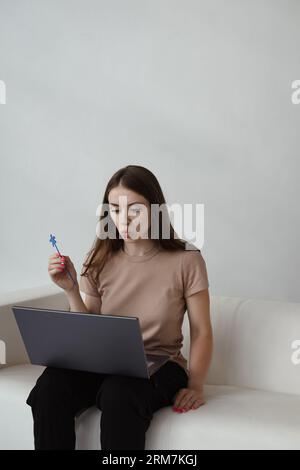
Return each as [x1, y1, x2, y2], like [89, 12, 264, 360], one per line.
[49, 258, 65, 266]
[49, 256, 66, 272]
[49, 253, 62, 260]
[49, 261, 65, 268]
[49, 263, 65, 271]
[49, 268, 64, 274]
[49, 253, 68, 261]
[48, 254, 74, 276]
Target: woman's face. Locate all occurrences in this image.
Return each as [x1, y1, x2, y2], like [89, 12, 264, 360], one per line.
[108, 185, 151, 240]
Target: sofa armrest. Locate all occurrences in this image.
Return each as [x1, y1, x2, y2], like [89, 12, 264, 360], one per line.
[0, 284, 69, 368]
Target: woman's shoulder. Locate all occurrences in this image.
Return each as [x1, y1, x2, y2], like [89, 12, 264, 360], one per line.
[179, 244, 209, 294]
[157, 243, 207, 274]
[180, 243, 205, 259]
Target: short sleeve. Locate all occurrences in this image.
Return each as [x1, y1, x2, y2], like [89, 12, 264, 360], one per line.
[181, 249, 209, 298]
[79, 273, 100, 297]
[79, 254, 100, 298]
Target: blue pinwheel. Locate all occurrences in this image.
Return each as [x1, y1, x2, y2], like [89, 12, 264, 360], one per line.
[49, 233, 77, 286]
[49, 234, 62, 255]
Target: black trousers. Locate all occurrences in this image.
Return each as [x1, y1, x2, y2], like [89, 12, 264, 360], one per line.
[26, 359, 188, 450]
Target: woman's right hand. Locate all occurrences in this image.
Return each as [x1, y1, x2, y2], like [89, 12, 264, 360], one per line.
[48, 253, 79, 292]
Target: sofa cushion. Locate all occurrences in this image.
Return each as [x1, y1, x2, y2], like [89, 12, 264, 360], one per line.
[1, 364, 300, 450]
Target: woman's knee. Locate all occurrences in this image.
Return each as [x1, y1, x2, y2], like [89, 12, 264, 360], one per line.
[26, 367, 73, 409]
[95, 375, 151, 412]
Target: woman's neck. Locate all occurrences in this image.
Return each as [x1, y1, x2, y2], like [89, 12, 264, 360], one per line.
[122, 239, 158, 256]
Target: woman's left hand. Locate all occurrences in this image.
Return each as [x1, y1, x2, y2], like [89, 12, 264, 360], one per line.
[172, 385, 205, 413]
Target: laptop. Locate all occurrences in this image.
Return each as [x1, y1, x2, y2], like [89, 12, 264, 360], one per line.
[12, 306, 170, 379]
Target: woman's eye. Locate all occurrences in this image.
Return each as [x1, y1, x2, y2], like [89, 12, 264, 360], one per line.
[110, 207, 141, 215]
[129, 210, 141, 216]
[130, 206, 142, 212]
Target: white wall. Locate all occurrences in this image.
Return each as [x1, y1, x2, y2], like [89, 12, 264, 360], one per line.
[0, 0, 299, 301]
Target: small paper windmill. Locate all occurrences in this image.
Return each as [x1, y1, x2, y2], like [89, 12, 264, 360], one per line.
[49, 233, 77, 285]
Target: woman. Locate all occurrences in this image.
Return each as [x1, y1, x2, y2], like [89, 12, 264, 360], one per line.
[26, 164, 213, 450]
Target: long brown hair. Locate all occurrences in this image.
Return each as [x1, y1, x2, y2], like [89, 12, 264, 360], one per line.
[80, 164, 191, 285]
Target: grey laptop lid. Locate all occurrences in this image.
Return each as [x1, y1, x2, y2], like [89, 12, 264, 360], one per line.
[12, 306, 170, 379]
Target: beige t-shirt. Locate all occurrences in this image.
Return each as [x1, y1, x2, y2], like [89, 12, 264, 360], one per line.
[79, 243, 209, 378]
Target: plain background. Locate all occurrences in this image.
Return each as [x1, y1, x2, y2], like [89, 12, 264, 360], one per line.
[0, 0, 299, 301]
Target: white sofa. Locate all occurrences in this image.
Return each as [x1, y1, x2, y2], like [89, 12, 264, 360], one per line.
[1, 284, 300, 450]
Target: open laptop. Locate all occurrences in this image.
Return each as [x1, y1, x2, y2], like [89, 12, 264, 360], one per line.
[12, 306, 170, 379]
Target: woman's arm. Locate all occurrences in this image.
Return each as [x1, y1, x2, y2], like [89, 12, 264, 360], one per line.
[66, 285, 101, 315]
[186, 288, 213, 389]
